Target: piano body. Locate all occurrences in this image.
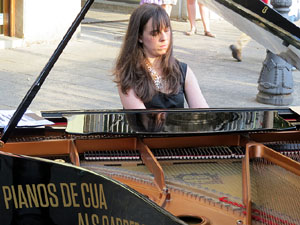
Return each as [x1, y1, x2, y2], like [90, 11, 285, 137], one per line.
[1, 108, 300, 225]
[1, 0, 300, 224]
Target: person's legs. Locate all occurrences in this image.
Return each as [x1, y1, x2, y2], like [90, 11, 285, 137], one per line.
[237, 33, 251, 51]
[161, 4, 173, 17]
[230, 33, 251, 62]
[198, 3, 215, 37]
[186, 0, 197, 35]
[198, 4, 209, 32]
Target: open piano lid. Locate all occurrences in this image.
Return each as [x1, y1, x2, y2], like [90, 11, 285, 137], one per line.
[199, 0, 300, 70]
[0, 1, 187, 224]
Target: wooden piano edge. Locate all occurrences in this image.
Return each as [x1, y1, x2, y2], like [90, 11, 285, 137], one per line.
[0, 133, 244, 158]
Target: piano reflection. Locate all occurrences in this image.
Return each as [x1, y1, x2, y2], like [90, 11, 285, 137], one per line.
[1, 0, 300, 225]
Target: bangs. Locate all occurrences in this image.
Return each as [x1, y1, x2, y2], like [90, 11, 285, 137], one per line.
[137, 4, 171, 36]
[151, 8, 170, 32]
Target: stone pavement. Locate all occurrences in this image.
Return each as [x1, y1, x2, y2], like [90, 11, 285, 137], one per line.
[0, 8, 299, 113]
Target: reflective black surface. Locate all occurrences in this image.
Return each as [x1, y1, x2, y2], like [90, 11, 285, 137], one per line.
[0, 153, 186, 225]
[200, 0, 300, 69]
[63, 109, 295, 135]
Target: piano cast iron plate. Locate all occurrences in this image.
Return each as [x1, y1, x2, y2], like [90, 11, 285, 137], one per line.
[81, 160, 244, 204]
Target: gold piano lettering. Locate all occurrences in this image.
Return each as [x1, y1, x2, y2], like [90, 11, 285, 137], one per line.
[2, 184, 59, 209]
[115, 218, 122, 225]
[110, 217, 115, 225]
[80, 183, 107, 210]
[78, 213, 89, 225]
[78, 213, 100, 225]
[92, 214, 100, 225]
[104, 216, 141, 225]
[262, 6, 268, 13]
[60, 182, 80, 207]
[17, 185, 29, 208]
[37, 183, 51, 207]
[2, 186, 14, 209]
[102, 215, 109, 225]
[47, 183, 59, 207]
[25, 184, 39, 207]
[81, 183, 90, 208]
[78, 214, 144, 225]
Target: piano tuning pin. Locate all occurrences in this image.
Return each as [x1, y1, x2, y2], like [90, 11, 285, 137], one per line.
[233, 208, 245, 217]
[223, 204, 231, 211]
[186, 192, 193, 197]
[211, 200, 216, 207]
[206, 198, 213, 204]
[215, 201, 223, 209]
[199, 196, 207, 203]
[193, 194, 199, 200]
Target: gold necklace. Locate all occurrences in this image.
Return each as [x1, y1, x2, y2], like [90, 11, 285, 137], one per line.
[144, 60, 163, 90]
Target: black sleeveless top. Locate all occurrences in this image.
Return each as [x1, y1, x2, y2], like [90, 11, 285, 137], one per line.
[144, 61, 187, 109]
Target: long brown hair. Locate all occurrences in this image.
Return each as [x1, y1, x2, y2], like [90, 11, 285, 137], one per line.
[113, 3, 182, 103]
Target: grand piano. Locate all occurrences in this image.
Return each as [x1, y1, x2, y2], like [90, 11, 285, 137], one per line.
[1, 0, 300, 225]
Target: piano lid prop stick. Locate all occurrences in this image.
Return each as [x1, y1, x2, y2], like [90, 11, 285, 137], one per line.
[0, 0, 95, 145]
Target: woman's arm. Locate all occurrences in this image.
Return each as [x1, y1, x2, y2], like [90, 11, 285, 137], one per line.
[184, 66, 209, 108]
[118, 87, 146, 109]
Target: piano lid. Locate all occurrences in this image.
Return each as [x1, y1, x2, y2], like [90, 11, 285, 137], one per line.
[199, 0, 300, 69]
[60, 109, 295, 135]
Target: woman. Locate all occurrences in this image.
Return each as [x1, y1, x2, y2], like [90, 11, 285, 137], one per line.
[113, 4, 209, 109]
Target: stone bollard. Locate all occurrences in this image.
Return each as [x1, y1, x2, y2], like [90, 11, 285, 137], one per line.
[256, 0, 294, 106]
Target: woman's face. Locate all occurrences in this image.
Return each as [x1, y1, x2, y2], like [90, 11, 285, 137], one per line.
[140, 18, 171, 58]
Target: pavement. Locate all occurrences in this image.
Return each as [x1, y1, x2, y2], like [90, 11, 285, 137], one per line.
[0, 7, 300, 113]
